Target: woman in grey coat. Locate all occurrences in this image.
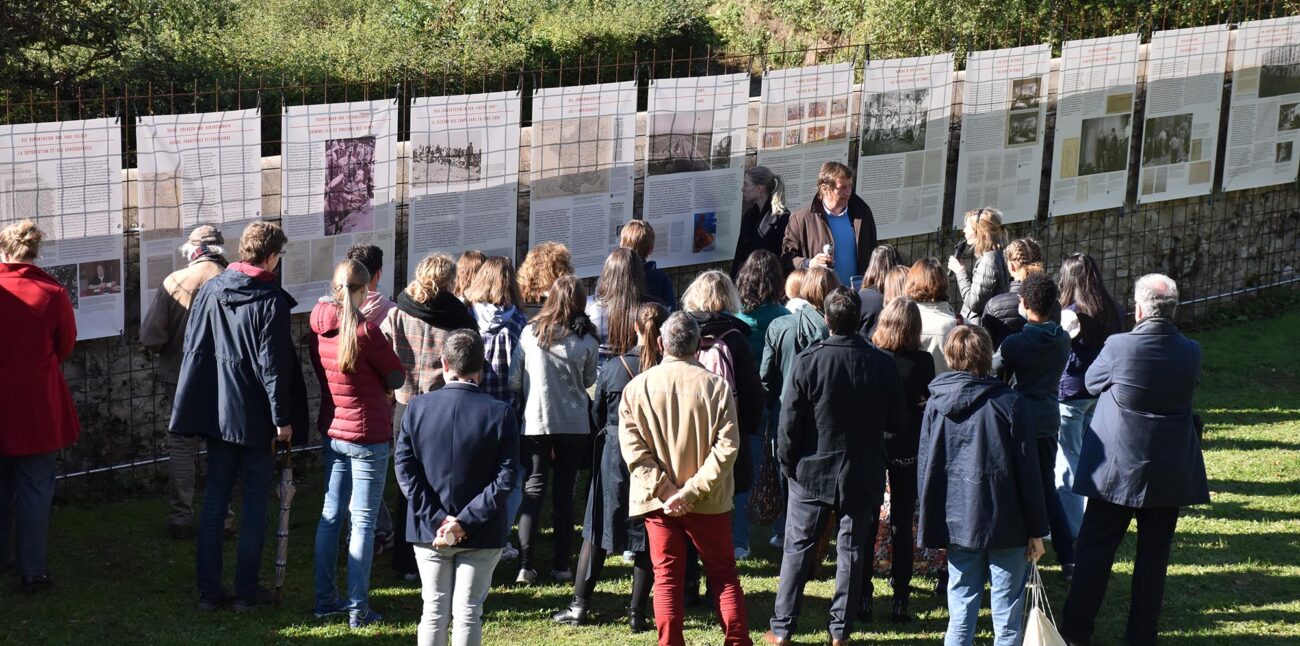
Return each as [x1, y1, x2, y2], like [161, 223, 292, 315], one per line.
[510, 275, 599, 584]
[948, 207, 1009, 322]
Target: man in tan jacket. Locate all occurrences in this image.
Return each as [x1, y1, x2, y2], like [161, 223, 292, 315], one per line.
[140, 225, 230, 539]
[620, 312, 752, 646]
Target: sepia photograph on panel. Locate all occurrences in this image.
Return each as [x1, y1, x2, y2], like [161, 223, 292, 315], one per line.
[860, 89, 929, 157]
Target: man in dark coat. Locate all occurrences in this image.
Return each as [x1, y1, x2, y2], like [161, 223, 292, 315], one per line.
[1061, 274, 1209, 646]
[395, 329, 518, 645]
[780, 161, 877, 284]
[170, 221, 295, 612]
[765, 288, 905, 646]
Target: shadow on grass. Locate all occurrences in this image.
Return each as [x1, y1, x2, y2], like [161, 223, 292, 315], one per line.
[1206, 479, 1300, 497]
[1199, 409, 1300, 428]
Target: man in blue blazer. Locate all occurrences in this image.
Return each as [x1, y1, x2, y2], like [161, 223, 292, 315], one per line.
[395, 329, 518, 646]
[1061, 274, 1209, 646]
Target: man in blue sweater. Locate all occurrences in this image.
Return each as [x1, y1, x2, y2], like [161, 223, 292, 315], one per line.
[995, 271, 1075, 577]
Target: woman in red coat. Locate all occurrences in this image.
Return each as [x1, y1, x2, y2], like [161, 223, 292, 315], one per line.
[308, 259, 405, 627]
[0, 220, 79, 593]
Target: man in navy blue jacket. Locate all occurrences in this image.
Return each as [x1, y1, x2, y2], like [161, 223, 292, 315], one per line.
[1061, 274, 1208, 646]
[170, 221, 297, 613]
[395, 329, 518, 646]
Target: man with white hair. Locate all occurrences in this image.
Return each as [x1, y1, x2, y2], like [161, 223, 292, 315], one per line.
[1060, 274, 1209, 646]
[620, 312, 751, 646]
[140, 225, 231, 539]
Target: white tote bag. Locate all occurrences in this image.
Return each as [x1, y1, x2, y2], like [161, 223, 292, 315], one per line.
[1023, 563, 1068, 646]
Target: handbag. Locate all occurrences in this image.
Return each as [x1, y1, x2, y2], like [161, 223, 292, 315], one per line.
[746, 431, 786, 525]
[1023, 563, 1067, 646]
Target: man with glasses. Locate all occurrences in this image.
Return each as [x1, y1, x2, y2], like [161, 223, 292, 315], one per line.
[780, 161, 877, 287]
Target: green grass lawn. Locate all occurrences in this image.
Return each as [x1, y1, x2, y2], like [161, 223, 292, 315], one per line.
[2, 308, 1298, 644]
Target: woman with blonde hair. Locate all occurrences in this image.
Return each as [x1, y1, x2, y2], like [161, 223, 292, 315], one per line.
[869, 297, 937, 622]
[309, 259, 406, 627]
[947, 207, 1010, 322]
[454, 250, 486, 302]
[907, 258, 960, 373]
[732, 165, 791, 277]
[0, 220, 78, 593]
[381, 252, 477, 578]
[509, 275, 599, 584]
[681, 270, 765, 558]
[517, 242, 574, 317]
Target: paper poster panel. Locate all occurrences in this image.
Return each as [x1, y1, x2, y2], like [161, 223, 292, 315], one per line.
[408, 91, 521, 268]
[859, 54, 955, 239]
[281, 99, 398, 312]
[529, 81, 636, 278]
[758, 63, 853, 209]
[1137, 25, 1230, 205]
[954, 44, 1051, 225]
[0, 118, 124, 339]
[642, 74, 749, 271]
[136, 109, 262, 320]
[1050, 34, 1140, 216]
[1223, 16, 1300, 192]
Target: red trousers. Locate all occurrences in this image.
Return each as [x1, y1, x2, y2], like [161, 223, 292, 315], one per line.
[644, 510, 752, 646]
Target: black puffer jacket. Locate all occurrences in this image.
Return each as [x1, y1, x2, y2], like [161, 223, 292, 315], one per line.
[982, 279, 1063, 348]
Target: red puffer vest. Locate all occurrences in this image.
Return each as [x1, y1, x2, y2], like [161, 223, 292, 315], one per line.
[308, 300, 405, 444]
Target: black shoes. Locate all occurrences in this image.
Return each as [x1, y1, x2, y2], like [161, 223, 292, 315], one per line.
[856, 595, 873, 623]
[628, 605, 651, 633]
[232, 586, 276, 613]
[890, 596, 912, 623]
[198, 588, 233, 612]
[1062, 562, 1076, 584]
[550, 599, 587, 626]
[20, 574, 53, 595]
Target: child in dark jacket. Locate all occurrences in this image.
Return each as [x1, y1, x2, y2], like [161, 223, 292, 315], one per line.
[995, 271, 1075, 575]
[917, 325, 1047, 646]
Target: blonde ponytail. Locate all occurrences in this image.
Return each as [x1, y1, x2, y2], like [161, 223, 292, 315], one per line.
[332, 259, 371, 373]
[768, 174, 787, 216]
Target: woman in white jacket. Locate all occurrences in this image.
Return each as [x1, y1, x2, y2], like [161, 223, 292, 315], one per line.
[906, 258, 960, 373]
[509, 275, 599, 585]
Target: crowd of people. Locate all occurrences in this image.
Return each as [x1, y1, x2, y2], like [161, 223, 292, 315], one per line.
[0, 160, 1211, 646]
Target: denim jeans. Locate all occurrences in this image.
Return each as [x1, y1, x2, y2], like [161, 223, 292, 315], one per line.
[944, 545, 1031, 646]
[730, 429, 768, 550]
[1056, 398, 1096, 536]
[0, 452, 56, 577]
[314, 438, 390, 613]
[503, 465, 524, 545]
[197, 439, 274, 599]
[413, 544, 502, 646]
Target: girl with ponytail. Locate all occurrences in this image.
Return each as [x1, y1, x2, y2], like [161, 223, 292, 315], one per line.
[309, 259, 406, 627]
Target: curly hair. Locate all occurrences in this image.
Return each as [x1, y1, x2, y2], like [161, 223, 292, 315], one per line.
[517, 242, 574, 303]
[736, 249, 784, 312]
[405, 253, 456, 303]
[0, 220, 43, 262]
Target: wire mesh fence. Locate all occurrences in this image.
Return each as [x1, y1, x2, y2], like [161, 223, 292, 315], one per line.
[4, 21, 1294, 492]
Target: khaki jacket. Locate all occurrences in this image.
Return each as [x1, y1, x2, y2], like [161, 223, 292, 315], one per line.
[140, 256, 226, 384]
[618, 356, 739, 517]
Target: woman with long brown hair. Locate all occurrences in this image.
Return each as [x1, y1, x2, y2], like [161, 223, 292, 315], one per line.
[586, 247, 649, 367]
[509, 275, 599, 585]
[859, 244, 905, 336]
[453, 250, 486, 302]
[869, 297, 937, 622]
[309, 259, 406, 626]
[907, 258, 960, 373]
[552, 302, 669, 633]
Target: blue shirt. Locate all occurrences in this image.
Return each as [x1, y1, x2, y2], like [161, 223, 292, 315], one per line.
[826, 209, 857, 287]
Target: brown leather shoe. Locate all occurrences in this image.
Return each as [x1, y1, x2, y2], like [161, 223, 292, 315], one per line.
[762, 630, 791, 646]
[830, 639, 851, 646]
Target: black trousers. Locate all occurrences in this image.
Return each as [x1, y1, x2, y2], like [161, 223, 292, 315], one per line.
[1061, 498, 1180, 646]
[866, 461, 917, 600]
[518, 434, 587, 572]
[1038, 436, 1077, 565]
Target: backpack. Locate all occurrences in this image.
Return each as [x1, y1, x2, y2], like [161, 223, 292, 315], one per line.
[697, 328, 742, 396]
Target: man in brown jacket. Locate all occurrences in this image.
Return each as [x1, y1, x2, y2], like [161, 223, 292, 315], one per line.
[620, 312, 751, 646]
[780, 161, 877, 286]
[140, 225, 230, 539]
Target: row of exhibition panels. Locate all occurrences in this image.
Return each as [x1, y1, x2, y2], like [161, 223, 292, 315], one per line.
[0, 17, 1297, 341]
